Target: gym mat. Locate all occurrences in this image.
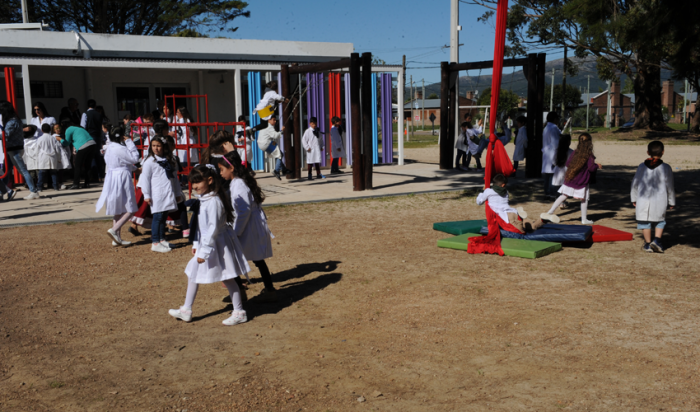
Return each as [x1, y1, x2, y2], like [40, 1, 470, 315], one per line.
[433, 220, 488, 236]
[437, 233, 562, 259]
[591, 225, 634, 242]
[480, 223, 592, 243]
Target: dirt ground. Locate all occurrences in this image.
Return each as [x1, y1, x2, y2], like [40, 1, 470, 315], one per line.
[2, 143, 700, 411]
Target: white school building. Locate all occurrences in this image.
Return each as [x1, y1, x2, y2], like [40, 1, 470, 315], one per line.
[0, 29, 406, 167]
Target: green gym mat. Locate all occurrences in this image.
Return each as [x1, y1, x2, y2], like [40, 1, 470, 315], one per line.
[433, 220, 488, 236]
[437, 233, 562, 259]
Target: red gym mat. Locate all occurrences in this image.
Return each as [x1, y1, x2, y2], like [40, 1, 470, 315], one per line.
[591, 225, 633, 242]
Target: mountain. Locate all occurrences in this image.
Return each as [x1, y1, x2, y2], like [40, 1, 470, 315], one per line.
[412, 56, 685, 100]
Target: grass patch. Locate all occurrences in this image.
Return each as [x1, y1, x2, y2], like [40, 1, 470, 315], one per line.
[49, 380, 65, 388]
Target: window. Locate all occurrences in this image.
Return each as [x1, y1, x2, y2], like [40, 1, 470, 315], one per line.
[16, 81, 63, 98]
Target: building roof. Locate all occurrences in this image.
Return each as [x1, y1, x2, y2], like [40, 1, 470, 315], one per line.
[404, 99, 441, 109]
[0, 29, 353, 63]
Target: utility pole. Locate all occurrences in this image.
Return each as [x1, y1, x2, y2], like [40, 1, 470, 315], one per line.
[606, 79, 612, 129]
[684, 79, 689, 124]
[586, 75, 591, 131]
[402, 55, 406, 142]
[406, 75, 415, 141]
[451, 0, 460, 146]
[550, 68, 555, 112]
[422, 78, 425, 130]
[561, 45, 567, 116]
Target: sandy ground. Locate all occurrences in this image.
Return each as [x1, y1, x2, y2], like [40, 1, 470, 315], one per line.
[2, 142, 700, 411]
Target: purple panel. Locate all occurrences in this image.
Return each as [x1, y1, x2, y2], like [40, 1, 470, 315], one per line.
[344, 73, 352, 166]
[278, 72, 284, 153]
[318, 73, 327, 167]
[380, 74, 393, 164]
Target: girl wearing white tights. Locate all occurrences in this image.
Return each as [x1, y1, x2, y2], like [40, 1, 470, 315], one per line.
[168, 164, 250, 326]
[541, 133, 601, 225]
[96, 126, 139, 246]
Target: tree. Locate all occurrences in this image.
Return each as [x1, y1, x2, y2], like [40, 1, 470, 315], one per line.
[477, 87, 521, 118]
[468, 0, 672, 131]
[4, 0, 250, 36]
[662, 0, 700, 132]
[544, 84, 582, 111]
[428, 93, 439, 99]
[622, 77, 635, 94]
[571, 107, 603, 127]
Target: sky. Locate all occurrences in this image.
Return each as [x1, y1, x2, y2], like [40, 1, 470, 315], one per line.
[207, 0, 567, 88]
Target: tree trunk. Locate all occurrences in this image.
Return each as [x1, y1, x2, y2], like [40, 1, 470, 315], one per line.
[633, 63, 667, 131]
[690, 110, 700, 133]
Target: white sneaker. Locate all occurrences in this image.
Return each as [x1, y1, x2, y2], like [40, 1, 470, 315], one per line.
[107, 228, 122, 244]
[120, 240, 132, 246]
[222, 310, 247, 326]
[169, 308, 192, 322]
[160, 240, 174, 249]
[112, 241, 119, 247]
[540, 213, 560, 223]
[516, 206, 528, 219]
[581, 219, 594, 225]
[60, 184, 68, 190]
[151, 243, 171, 253]
[24, 192, 40, 200]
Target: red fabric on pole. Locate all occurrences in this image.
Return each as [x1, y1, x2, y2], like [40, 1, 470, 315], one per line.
[329, 73, 342, 166]
[485, 139, 516, 178]
[467, 201, 521, 255]
[485, 0, 510, 189]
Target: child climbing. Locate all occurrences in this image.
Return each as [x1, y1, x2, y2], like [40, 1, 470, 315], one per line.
[257, 115, 291, 180]
[631, 140, 675, 253]
[541, 133, 601, 225]
[252, 80, 287, 133]
[512, 116, 527, 172]
[218, 151, 277, 300]
[96, 126, 139, 246]
[168, 164, 250, 326]
[302, 116, 325, 180]
[477, 173, 548, 234]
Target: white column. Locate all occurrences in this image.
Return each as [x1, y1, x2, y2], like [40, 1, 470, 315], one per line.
[21, 64, 32, 123]
[397, 67, 404, 166]
[234, 68, 243, 120]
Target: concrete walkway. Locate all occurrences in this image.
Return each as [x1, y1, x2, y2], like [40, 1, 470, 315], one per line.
[0, 162, 539, 227]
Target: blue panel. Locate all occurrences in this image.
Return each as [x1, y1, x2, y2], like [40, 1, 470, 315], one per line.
[371, 73, 378, 165]
[247, 72, 264, 171]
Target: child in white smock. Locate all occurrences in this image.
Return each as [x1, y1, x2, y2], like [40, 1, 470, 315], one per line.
[302, 116, 325, 180]
[218, 151, 277, 300]
[96, 126, 139, 246]
[168, 164, 250, 326]
[138, 119, 183, 253]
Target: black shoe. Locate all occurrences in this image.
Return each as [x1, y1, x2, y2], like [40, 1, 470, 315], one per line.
[273, 171, 282, 181]
[307, 175, 313, 181]
[67, 185, 81, 190]
[330, 170, 341, 174]
[128, 226, 141, 236]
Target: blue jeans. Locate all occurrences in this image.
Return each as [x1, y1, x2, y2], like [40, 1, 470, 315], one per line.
[543, 173, 554, 197]
[8, 150, 37, 193]
[455, 149, 467, 168]
[275, 158, 285, 173]
[637, 220, 666, 230]
[38, 170, 59, 190]
[152, 212, 167, 243]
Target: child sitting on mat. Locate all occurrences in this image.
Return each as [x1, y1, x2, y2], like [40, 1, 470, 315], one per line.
[476, 174, 550, 234]
[631, 140, 675, 253]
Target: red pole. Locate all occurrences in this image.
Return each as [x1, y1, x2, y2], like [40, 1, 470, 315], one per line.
[484, 0, 509, 189]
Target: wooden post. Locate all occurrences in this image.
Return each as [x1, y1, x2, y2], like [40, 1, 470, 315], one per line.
[535, 53, 546, 176]
[439, 62, 450, 169]
[292, 72, 302, 180]
[447, 64, 457, 169]
[525, 53, 541, 178]
[362, 52, 373, 190]
[350, 53, 364, 191]
[281, 64, 294, 179]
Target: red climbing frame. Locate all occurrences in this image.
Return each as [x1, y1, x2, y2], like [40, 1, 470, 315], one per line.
[328, 73, 342, 166]
[2, 67, 18, 181]
[130, 121, 247, 197]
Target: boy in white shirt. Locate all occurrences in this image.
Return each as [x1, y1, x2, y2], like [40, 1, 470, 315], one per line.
[256, 115, 290, 180]
[476, 174, 553, 233]
[302, 117, 325, 180]
[631, 140, 675, 253]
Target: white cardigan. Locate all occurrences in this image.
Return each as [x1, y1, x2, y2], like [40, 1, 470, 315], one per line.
[137, 156, 182, 214]
[631, 162, 675, 222]
[230, 178, 274, 261]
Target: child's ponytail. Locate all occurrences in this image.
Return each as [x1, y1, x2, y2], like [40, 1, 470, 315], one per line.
[188, 164, 234, 224]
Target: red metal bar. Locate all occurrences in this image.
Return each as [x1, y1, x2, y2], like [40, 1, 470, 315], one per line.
[329, 72, 342, 166]
[0, 130, 8, 179]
